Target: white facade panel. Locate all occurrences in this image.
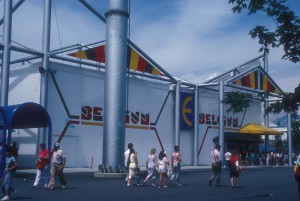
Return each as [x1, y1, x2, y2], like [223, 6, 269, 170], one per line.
[197, 88, 261, 165]
[7, 62, 263, 168]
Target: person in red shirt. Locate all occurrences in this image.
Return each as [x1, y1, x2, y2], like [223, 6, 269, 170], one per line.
[32, 143, 50, 189]
[228, 152, 240, 188]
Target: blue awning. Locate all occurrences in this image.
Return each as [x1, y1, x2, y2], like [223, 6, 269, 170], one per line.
[0, 102, 52, 177]
[0, 102, 51, 129]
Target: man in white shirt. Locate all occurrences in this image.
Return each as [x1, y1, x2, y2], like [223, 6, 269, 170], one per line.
[209, 144, 222, 187]
[224, 151, 232, 172]
[48, 142, 67, 189]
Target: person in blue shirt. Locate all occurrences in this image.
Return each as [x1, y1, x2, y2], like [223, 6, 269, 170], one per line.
[1, 146, 18, 201]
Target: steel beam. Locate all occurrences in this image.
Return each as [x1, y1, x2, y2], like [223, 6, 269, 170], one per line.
[39, 0, 52, 144]
[174, 79, 181, 146]
[0, 0, 13, 106]
[219, 81, 224, 163]
[103, 0, 129, 169]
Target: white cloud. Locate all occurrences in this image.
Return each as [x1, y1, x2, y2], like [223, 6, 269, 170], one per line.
[130, 0, 299, 92]
[5, 0, 106, 51]
[130, 1, 261, 75]
[1, 0, 299, 92]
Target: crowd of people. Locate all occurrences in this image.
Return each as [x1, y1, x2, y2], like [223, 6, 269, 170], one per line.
[0, 141, 67, 201]
[210, 145, 300, 200]
[225, 150, 297, 167]
[1, 141, 300, 200]
[124, 143, 182, 188]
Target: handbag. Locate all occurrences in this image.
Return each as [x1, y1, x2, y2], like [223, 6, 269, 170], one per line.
[36, 158, 45, 170]
[134, 167, 140, 173]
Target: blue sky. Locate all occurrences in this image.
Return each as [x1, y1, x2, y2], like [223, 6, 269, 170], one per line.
[1, 0, 299, 92]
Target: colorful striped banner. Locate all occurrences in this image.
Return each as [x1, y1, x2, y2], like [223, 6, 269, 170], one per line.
[232, 70, 281, 95]
[68, 44, 164, 76]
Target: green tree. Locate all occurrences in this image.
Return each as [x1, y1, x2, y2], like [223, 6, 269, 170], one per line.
[274, 134, 284, 152]
[227, 1, 300, 152]
[228, 0, 300, 63]
[221, 92, 252, 114]
[266, 84, 300, 114]
[292, 116, 300, 153]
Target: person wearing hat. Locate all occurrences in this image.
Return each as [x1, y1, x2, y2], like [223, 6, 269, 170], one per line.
[209, 144, 222, 187]
[48, 142, 67, 189]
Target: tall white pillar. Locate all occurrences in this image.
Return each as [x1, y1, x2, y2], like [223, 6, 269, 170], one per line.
[103, 0, 129, 170]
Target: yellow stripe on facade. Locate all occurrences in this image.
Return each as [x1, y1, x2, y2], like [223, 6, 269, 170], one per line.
[81, 121, 103, 126]
[129, 49, 139, 71]
[235, 79, 242, 86]
[75, 51, 88, 60]
[250, 72, 256, 89]
[151, 67, 161, 75]
[225, 127, 240, 132]
[125, 125, 151, 130]
[262, 75, 268, 91]
[81, 121, 152, 130]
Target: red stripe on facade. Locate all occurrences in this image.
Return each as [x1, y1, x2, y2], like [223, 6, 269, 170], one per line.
[198, 126, 212, 156]
[137, 56, 147, 72]
[254, 70, 258, 89]
[150, 127, 164, 151]
[93, 45, 105, 63]
[244, 74, 251, 88]
[267, 80, 275, 92]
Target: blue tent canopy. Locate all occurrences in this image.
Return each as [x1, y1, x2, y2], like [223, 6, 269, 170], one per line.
[0, 102, 51, 129]
[0, 102, 52, 177]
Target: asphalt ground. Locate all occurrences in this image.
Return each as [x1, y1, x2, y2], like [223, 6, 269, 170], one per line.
[3, 166, 299, 201]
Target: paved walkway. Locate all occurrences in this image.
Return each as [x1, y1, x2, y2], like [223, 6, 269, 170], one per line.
[17, 164, 292, 174]
[8, 166, 299, 201]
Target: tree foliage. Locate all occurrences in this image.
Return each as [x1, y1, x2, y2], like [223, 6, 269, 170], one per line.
[292, 116, 300, 152]
[228, 0, 300, 63]
[266, 83, 300, 114]
[274, 134, 284, 152]
[222, 92, 253, 113]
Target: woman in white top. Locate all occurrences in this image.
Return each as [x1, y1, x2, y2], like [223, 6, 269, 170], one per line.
[127, 149, 139, 186]
[158, 150, 169, 188]
[143, 148, 158, 186]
